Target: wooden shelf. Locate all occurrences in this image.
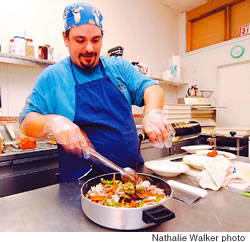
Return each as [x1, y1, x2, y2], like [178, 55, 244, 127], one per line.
[0, 53, 56, 68]
[150, 76, 187, 87]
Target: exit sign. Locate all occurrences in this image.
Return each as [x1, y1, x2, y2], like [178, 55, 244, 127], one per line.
[239, 23, 250, 37]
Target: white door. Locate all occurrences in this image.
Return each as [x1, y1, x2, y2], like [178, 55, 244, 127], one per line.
[217, 61, 250, 127]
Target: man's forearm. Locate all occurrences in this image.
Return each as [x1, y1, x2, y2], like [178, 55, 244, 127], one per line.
[143, 85, 165, 116]
[20, 112, 53, 138]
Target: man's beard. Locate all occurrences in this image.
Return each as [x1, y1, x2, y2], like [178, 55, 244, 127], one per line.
[79, 53, 98, 71]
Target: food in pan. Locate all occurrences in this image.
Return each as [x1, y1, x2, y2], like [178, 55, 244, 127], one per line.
[16, 135, 37, 149]
[85, 173, 167, 208]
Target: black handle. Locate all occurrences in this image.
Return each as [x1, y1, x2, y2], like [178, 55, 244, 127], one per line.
[139, 133, 148, 141]
[230, 131, 237, 137]
[170, 157, 183, 162]
[142, 205, 175, 224]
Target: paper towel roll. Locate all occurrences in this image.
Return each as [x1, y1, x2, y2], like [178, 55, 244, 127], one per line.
[167, 180, 208, 198]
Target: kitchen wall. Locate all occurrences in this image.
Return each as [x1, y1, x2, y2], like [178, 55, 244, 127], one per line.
[178, 13, 250, 127]
[0, 64, 43, 117]
[0, 0, 180, 116]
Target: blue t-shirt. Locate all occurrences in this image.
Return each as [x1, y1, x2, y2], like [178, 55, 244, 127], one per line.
[19, 56, 157, 123]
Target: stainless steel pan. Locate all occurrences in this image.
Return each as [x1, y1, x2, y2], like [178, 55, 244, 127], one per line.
[81, 172, 175, 230]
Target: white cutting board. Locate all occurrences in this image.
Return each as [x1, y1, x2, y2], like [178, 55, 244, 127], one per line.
[185, 160, 250, 191]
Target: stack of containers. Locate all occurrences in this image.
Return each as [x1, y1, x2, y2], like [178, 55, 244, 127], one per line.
[163, 104, 192, 123]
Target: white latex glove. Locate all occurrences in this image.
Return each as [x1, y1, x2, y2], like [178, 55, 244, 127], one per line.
[142, 109, 175, 148]
[43, 115, 92, 158]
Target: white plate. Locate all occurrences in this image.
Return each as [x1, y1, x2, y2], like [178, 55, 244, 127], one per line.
[183, 154, 214, 170]
[196, 150, 236, 160]
[145, 159, 190, 177]
[181, 145, 213, 154]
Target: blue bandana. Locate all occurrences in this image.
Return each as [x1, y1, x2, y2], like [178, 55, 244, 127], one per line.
[63, 2, 103, 31]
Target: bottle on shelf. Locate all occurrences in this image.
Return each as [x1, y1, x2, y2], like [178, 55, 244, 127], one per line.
[13, 36, 26, 56]
[25, 38, 35, 57]
[9, 39, 15, 54]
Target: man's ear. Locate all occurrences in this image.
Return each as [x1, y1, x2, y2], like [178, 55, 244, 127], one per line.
[62, 31, 69, 47]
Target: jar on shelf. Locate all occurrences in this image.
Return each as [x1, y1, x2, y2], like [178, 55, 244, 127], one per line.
[38, 46, 48, 59]
[45, 44, 54, 61]
[13, 36, 26, 56]
[25, 38, 34, 57]
[9, 39, 15, 54]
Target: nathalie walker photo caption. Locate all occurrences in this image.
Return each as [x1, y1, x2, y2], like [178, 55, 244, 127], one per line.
[152, 233, 246, 242]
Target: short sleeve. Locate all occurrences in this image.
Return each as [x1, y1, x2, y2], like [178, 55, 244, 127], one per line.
[120, 59, 157, 106]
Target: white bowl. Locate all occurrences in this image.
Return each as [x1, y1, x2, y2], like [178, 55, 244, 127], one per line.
[200, 90, 213, 98]
[181, 145, 213, 154]
[145, 159, 190, 177]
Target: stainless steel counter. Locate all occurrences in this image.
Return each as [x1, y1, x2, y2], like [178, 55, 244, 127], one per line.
[0, 156, 250, 232]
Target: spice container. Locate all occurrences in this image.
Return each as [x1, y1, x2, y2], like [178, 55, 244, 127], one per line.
[38, 46, 48, 59]
[9, 39, 15, 54]
[13, 36, 26, 56]
[25, 38, 34, 57]
[45, 44, 54, 61]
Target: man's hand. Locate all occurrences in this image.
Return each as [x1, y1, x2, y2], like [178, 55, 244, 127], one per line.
[142, 109, 175, 148]
[43, 115, 92, 158]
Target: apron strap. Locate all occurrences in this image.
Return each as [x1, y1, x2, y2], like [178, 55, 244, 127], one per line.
[70, 58, 80, 85]
[70, 58, 106, 85]
[98, 59, 108, 79]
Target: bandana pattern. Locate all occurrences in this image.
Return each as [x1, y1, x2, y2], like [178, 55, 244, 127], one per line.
[63, 2, 103, 31]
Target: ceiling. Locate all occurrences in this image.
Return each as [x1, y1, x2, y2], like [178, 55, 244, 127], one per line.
[160, 0, 211, 13]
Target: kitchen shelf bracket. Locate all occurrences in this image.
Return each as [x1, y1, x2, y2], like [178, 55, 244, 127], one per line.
[150, 76, 187, 87]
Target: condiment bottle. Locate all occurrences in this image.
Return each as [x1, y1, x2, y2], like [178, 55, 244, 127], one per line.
[45, 44, 51, 60]
[25, 38, 34, 57]
[9, 39, 15, 54]
[38, 46, 48, 59]
[139, 121, 201, 147]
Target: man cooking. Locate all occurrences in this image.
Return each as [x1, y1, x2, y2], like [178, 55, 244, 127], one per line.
[19, 2, 172, 182]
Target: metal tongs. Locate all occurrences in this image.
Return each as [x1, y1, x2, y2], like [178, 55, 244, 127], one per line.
[87, 147, 140, 183]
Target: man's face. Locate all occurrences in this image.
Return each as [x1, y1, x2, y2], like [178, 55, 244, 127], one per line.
[63, 24, 103, 70]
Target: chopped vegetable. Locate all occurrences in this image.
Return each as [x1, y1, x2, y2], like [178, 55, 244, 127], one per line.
[86, 175, 168, 208]
[241, 192, 250, 197]
[89, 195, 106, 201]
[100, 178, 113, 184]
[138, 198, 147, 207]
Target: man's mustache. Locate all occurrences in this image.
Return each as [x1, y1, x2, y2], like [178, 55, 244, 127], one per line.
[79, 53, 97, 58]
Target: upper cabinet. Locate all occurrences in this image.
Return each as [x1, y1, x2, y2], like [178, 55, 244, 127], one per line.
[0, 53, 56, 68]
